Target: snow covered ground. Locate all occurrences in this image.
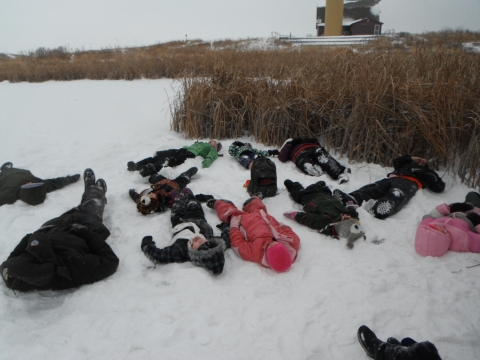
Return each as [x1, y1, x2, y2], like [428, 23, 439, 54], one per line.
[0, 79, 479, 359]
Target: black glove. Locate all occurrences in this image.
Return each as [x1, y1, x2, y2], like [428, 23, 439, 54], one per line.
[216, 222, 230, 232]
[129, 189, 139, 202]
[320, 224, 339, 239]
[466, 212, 480, 227]
[268, 149, 280, 156]
[141, 236, 155, 251]
[69, 223, 90, 236]
[449, 202, 474, 213]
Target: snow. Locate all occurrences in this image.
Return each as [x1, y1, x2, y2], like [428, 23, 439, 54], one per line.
[1, 79, 480, 359]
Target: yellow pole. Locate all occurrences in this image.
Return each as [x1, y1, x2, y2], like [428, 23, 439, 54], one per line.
[324, 0, 344, 36]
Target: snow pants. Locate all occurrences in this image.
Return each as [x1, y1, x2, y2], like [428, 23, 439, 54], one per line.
[350, 177, 418, 219]
[376, 340, 442, 360]
[135, 148, 194, 174]
[170, 198, 213, 238]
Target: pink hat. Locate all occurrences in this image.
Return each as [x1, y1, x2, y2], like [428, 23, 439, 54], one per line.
[265, 242, 292, 272]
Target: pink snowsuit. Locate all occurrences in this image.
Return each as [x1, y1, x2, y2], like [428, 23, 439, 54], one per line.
[415, 203, 480, 257]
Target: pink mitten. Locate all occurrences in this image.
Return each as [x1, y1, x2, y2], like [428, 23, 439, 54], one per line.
[283, 211, 298, 220]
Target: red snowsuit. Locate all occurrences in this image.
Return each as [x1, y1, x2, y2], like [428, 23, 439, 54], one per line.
[213, 197, 300, 268]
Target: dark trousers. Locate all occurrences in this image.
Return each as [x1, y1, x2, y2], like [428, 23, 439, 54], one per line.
[295, 146, 346, 179]
[45, 176, 71, 193]
[149, 171, 191, 190]
[135, 148, 194, 172]
[287, 180, 331, 205]
[170, 198, 213, 238]
[78, 185, 107, 222]
[377, 340, 442, 360]
[350, 177, 418, 219]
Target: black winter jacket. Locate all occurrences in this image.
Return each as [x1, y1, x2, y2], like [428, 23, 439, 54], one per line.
[0, 167, 63, 206]
[389, 155, 445, 193]
[0, 209, 119, 291]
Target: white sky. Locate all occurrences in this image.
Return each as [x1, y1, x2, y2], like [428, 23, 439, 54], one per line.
[1, 0, 480, 54]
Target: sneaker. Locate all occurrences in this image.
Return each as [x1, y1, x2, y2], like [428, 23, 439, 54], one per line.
[83, 168, 96, 187]
[1, 162, 13, 171]
[333, 189, 357, 206]
[139, 163, 156, 177]
[206, 199, 217, 209]
[96, 179, 107, 193]
[127, 161, 136, 171]
[357, 325, 380, 359]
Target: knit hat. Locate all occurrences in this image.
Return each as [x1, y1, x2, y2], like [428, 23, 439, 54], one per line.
[188, 237, 226, 275]
[333, 219, 366, 249]
[19, 182, 47, 205]
[265, 242, 293, 272]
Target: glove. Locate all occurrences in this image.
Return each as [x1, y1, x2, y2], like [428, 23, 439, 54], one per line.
[320, 224, 339, 239]
[216, 222, 230, 232]
[466, 212, 480, 227]
[129, 189, 139, 202]
[141, 236, 155, 251]
[69, 223, 90, 236]
[202, 157, 213, 168]
[230, 215, 242, 229]
[449, 202, 474, 213]
[268, 149, 280, 156]
[283, 211, 298, 220]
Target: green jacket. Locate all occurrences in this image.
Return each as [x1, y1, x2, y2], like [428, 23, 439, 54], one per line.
[183, 142, 218, 168]
[294, 192, 358, 231]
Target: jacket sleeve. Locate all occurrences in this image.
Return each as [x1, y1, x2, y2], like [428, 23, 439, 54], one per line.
[294, 212, 336, 231]
[201, 148, 219, 168]
[278, 143, 292, 162]
[252, 149, 270, 157]
[413, 167, 445, 193]
[6, 233, 31, 260]
[229, 227, 264, 263]
[142, 239, 189, 264]
[65, 231, 119, 284]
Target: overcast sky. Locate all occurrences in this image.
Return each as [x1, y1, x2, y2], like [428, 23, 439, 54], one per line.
[1, 0, 480, 54]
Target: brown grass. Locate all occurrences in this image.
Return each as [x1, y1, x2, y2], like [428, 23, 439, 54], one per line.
[2, 32, 480, 187]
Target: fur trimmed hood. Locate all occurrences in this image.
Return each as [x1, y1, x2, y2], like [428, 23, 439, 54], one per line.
[188, 237, 226, 275]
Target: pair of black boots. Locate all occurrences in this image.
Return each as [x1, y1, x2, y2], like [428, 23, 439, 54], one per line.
[83, 168, 107, 193]
[357, 325, 442, 360]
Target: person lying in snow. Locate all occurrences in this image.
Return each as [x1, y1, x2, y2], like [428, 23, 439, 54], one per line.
[415, 192, 480, 257]
[0, 161, 80, 206]
[1, 169, 119, 292]
[207, 195, 300, 272]
[228, 141, 279, 170]
[140, 192, 230, 275]
[282, 179, 365, 249]
[127, 140, 222, 177]
[278, 138, 351, 184]
[333, 155, 445, 220]
[357, 325, 442, 360]
[129, 167, 212, 215]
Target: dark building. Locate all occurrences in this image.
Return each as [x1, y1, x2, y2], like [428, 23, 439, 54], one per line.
[316, 18, 383, 36]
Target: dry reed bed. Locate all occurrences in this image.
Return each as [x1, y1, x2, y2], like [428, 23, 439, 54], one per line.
[171, 46, 480, 188]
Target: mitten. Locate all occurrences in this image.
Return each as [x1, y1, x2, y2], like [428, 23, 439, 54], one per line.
[230, 215, 242, 229]
[320, 224, 339, 238]
[201, 157, 213, 168]
[216, 222, 230, 232]
[129, 189, 139, 202]
[466, 212, 480, 227]
[141, 236, 155, 251]
[268, 150, 280, 156]
[283, 211, 298, 220]
[449, 202, 474, 213]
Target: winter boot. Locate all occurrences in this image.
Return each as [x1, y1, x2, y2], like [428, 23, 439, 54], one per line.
[139, 163, 157, 177]
[67, 174, 81, 184]
[180, 167, 198, 181]
[96, 179, 107, 193]
[284, 179, 294, 192]
[387, 337, 401, 345]
[1, 162, 13, 171]
[333, 189, 358, 207]
[337, 168, 351, 185]
[127, 161, 137, 171]
[195, 194, 215, 203]
[206, 199, 217, 209]
[83, 168, 96, 188]
[357, 325, 384, 359]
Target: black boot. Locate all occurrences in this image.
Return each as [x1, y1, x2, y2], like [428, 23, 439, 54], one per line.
[129, 189, 140, 202]
[284, 179, 294, 192]
[140, 163, 157, 177]
[195, 194, 214, 203]
[96, 179, 107, 193]
[83, 168, 96, 188]
[206, 199, 217, 209]
[357, 325, 385, 359]
[180, 167, 198, 181]
[127, 161, 137, 171]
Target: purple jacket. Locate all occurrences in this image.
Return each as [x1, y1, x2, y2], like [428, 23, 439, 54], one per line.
[415, 203, 480, 257]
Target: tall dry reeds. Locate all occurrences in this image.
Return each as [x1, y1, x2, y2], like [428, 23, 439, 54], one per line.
[171, 41, 480, 188]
